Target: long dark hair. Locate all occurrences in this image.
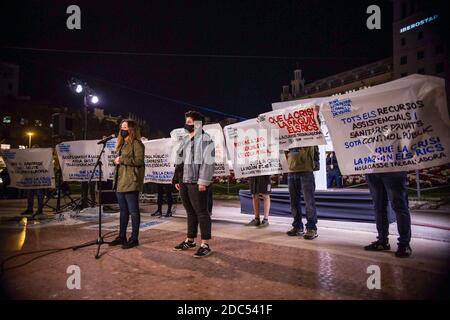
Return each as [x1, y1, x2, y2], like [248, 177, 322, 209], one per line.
[116, 119, 141, 151]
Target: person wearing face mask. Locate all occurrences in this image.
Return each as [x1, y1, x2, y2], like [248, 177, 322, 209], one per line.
[172, 111, 215, 258]
[109, 119, 145, 249]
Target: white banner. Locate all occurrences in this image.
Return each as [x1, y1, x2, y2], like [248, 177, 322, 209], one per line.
[203, 123, 230, 176]
[56, 140, 102, 181]
[258, 104, 326, 150]
[224, 119, 288, 178]
[0, 148, 55, 189]
[321, 74, 450, 175]
[144, 138, 176, 184]
[103, 138, 118, 181]
[170, 124, 229, 177]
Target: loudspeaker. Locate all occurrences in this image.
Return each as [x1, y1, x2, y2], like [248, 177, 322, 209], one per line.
[98, 190, 118, 205]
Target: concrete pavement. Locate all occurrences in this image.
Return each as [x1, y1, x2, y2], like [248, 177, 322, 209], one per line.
[0, 198, 449, 299]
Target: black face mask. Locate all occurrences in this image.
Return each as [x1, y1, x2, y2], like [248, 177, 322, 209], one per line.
[120, 129, 129, 138]
[184, 124, 195, 133]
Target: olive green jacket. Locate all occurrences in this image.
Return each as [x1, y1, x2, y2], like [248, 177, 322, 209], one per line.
[287, 147, 315, 172]
[113, 140, 145, 192]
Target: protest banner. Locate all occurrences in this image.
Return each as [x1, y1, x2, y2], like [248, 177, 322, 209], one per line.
[170, 124, 229, 176]
[320, 74, 450, 175]
[224, 118, 288, 178]
[203, 123, 230, 176]
[144, 138, 176, 184]
[103, 138, 118, 180]
[0, 148, 55, 189]
[258, 104, 326, 150]
[56, 140, 102, 181]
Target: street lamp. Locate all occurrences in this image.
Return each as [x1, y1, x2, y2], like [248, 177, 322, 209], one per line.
[68, 77, 102, 210]
[26, 132, 34, 148]
[68, 78, 100, 140]
[75, 84, 83, 93]
[89, 94, 99, 104]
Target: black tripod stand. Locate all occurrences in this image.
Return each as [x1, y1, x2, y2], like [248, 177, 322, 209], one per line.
[30, 170, 67, 220]
[72, 141, 110, 259]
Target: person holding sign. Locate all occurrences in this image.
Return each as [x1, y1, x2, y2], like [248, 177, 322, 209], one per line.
[109, 119, 145, 249]
[286, 146, 319, 240]
[245, 175, 271, 228]
[364, 172, 412, 258]
[172, 111, 215, 258]
[20, 144, 45, 216]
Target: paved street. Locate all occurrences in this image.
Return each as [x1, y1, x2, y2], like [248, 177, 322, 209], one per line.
[0, 199, 449, 299]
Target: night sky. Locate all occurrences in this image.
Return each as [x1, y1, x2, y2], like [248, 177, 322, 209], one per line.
[1, 0, 393, 134]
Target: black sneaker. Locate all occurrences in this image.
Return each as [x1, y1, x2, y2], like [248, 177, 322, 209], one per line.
[109, 237, 126, 246]
[303, 229, 318, 240]
[193, 244, 212, 258]
[286, 227, 304, 236]
[258, 219, 269, 228]
[364, 241, 391, 251]
[395, 245, 412, 258]
[173, 240, 196, 251]
[164, 211, 173, 217]
[151, 210, 162, 217]
[245, 218, 260, 226]
[122, 239, 139, 249]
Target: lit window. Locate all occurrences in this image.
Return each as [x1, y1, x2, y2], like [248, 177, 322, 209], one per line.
[20, 118, 26, 125]
[34, 120, 42, 127]
[2, 116, 11, 124]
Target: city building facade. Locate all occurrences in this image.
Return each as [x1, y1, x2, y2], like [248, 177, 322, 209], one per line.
[280, 0, 448, 102]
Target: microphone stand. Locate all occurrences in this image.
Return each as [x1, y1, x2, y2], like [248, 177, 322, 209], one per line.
[72, 139, 110, 259]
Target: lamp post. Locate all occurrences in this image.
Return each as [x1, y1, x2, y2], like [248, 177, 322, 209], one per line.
[68, 78, 100, 140]
[83, 95, 88, 140]
[68, 78, 100, 210]
[26, 132, 33, 148]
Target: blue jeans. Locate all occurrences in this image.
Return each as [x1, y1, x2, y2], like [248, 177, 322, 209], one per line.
[288, 171, 317, 230]
[327, 170, 342, 188]
[116, 191, 141, 241]
[365, 172, 411, 246]
[27, 189, 44, 211]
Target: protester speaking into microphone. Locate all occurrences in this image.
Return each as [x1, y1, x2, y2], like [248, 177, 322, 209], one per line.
[110, 119, 145, 249]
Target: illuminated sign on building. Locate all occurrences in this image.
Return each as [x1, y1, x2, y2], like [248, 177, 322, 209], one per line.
[400, 14, 438, 33]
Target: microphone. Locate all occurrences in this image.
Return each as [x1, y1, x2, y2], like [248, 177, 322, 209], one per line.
[97, 134, 115, 145]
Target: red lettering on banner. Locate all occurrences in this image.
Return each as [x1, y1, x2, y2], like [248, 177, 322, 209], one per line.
[268, 107, 319, 133]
